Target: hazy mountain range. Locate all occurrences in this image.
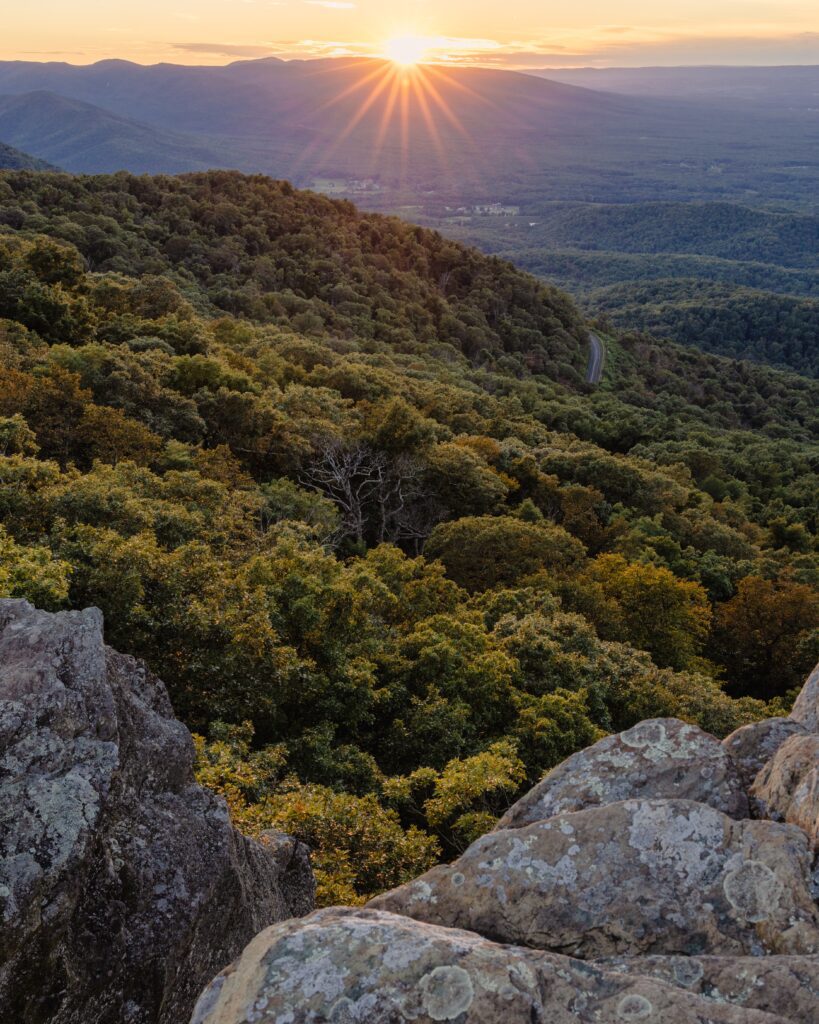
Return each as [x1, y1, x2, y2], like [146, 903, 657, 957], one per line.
[0, 58, 816, 206]
[1, 57, 817, 376]
[0, 137, 56, 171]
[528, 65, 819, 115]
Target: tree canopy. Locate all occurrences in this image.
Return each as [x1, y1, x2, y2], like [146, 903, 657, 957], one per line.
[0, 170, 816, 902]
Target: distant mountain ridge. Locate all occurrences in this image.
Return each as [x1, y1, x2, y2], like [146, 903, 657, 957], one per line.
[529, 64, 819, 113]
[3, 58, 817, 379]
[0, 57, 815, 204]
[0, 137, 56, 170]
[0, 91, 228, 174]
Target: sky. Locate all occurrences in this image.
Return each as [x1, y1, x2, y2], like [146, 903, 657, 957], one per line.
[3, 0, 819, 68]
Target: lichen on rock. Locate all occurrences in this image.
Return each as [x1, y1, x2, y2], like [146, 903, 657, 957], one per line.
[0, 599, 315, 1024]
[370, 798, 819, 958]
[496, 718, 749, 830]
[751, 734, 819, 849]
[599, 954, 819, 1024]
[723, 718, 809, 792]
[190, 908, 785, 1024]
[189, 663, 819, 1023]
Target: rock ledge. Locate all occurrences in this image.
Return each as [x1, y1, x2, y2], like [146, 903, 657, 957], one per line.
[193, 661, 819, 1023]
[0, 599, 314, 1024]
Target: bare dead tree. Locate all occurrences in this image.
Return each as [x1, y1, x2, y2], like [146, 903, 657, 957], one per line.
[302, 441, 446, 550]
[301, 443, 380, 545]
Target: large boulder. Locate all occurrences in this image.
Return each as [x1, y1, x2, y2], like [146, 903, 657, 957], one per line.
[790, 663, 819, 733]
[751, 734, 819, 849]
[0, 599, 315, 1024]
[190, 662, 819, 1024]
[599, 954, 819, 1024]
[370, 799, 819, 958]
[723, 718, 808, 792]
[190, 908, 783, 1024]
[496, 718, 748, 830]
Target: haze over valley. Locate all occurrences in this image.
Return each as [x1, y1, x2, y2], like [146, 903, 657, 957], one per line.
[1, 56, 817, 376]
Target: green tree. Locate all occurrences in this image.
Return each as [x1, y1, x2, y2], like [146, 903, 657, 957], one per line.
[578, 554, 712, 671]
[0, 525, 70, 609]
[426, 515, 585, 592]
[711, 576, 819, 699]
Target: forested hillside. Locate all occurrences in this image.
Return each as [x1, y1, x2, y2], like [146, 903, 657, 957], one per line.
[503, 250, 819, 300]
[490, 202, 819, 266]
[1, 170, 817, 903]
[0, 92, 228, 175]
[590, 281, 819, 377]
[438, 200, 819, 376]
[0, 140, 55, 171]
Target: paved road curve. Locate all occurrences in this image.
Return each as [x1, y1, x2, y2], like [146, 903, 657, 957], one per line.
[585, 331, 606, 384]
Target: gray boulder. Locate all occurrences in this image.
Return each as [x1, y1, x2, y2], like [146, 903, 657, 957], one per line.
[496, 718, 748, 830]
[191, 662, 819, 1022]
[751, 734, 819, 849]
[599, 954, 819, 1024]
[790, 663, 819, 733]
[723, 718, 808, 792]
[370, 799, 819, 958]
[191, 908, 784, 1024]
[0, 599, 314, 1024]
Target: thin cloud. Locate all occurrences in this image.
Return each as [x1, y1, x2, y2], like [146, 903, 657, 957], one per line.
[173, 28, 819, 70]
[174, 42, 278, 58]
[357, 31, 819, 70]
[572, 31, 819, 68]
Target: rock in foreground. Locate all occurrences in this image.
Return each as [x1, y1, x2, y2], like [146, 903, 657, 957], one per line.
[790, 664, 819, 733]
[599, 954, 819, 1024]
[723, 717, 809, 792]
[496, 717, 748, 829]
[191, 908, 783, 1024]
[190, 662, 819, 1023]
[751, 734, 819, 850]
[0, 599, 314, 1024]
[371, 799, 819, 958]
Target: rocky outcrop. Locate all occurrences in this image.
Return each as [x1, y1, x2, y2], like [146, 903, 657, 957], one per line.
[600, 954, 819, 1024]
[190, 661, 819, 1023]
[192, 908, 784, 1024]
[496, 718, 748, 829]
[372, 798, 819, 957]
[723, 717, 808, 791]
[790, 664, 819, 733]
[751, 734, 819, 849]
[0, 599, 315, 1024]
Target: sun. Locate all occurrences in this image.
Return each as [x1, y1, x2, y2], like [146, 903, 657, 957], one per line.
[383, 35, 431, 68]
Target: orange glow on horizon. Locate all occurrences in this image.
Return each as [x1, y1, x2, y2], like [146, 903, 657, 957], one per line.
[383, 35, 432, 68]
[2, 2, 818, 68]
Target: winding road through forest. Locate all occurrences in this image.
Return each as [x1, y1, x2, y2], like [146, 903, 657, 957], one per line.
[586, 331, 606, 384]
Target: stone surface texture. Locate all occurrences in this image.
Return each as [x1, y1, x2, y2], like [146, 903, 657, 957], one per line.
[599, 954, 819, 1024]
[370, 798, 819, 958]
[723, 717, 809, 791]
[0, 599, 315, 1024]
[191, 908, 785, 1024]
[790, 664, 819, 733]
[496, 717, 749, 829]
[751, 734, 819, 849]
[5, 599, 818, 1023]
